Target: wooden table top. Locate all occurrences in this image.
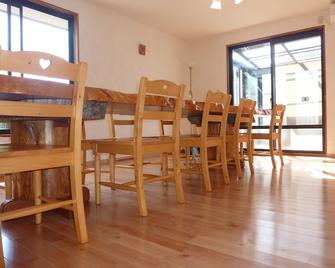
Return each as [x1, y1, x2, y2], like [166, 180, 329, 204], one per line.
[0, 75, 271, 117]
[0, 74, 232, 116]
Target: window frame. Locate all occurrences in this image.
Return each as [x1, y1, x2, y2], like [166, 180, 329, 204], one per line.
[227, 27, 326, 154]
[0, 0, 78, 62]
[0, 0, 79, 134]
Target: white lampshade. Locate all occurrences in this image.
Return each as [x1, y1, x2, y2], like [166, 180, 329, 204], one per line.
[210, 0, 222, 10]
[235, 0, 243, 4]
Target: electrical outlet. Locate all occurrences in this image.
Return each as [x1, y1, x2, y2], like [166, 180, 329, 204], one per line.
[138, 44, 146, 55]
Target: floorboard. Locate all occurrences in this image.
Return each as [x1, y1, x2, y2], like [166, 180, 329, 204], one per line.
[1, 156, 335, 267]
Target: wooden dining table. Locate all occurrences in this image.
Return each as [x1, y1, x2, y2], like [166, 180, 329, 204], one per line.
[0, 74, 244, 211]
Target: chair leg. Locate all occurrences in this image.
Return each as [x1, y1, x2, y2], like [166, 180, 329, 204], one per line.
[95, 152, 102, 205]
[185, 147, 190, 169]
[200, 146, 212, 192]
[220, 144, 230, 184]
[69, 165, 88, 244]
[134, 153, 148, 217]
[172, 149, 185, 203]
[269, 139, 276, 168]
[239, 142, 245, 168]
[81, 149, 87, 185]
[109, 154, 116, 189]
[250, 138, 254, 155]
[235, 143, 242, 178]
[247, 139, 254, 174]
[0, 223, 4, 268]
[33, 170, 42, 225]
[161, 153, 168, 187]
[278, 137, 284, 166]
[4, 175, 12, 200]
[216, 146, 220, 162]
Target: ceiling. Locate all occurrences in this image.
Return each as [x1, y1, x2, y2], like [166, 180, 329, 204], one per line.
[92, 0, 331, 41]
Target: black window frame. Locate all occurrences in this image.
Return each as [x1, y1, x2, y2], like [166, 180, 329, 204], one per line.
[0, 0, 75, 62]
[0, 0, 77, 135]
[227, 27, 326, 154]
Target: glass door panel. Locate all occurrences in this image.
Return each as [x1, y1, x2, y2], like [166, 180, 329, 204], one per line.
[0, 3, 8, 76]
[229, 29, 324, 152]
[274, 35, 323, 151]
[281, 128, 323, 151]
[0, 3, 8, 50]
[231, 42, 272, 121]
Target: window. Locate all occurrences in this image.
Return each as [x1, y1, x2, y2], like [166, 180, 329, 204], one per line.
[0, 0, 77, 133]
[0, 0, 75, 61]
[228, 28, 325, 153]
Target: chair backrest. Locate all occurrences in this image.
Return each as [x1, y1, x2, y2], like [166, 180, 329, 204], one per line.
[160, 120, 173, 136]
[135, 77, 185, 147]
[269, 104, 286, 135]
[109, 116, 135, 138]
[200, 91, 231, 141]
[0, 50, 87, 152]
[234, 98, 256, 137]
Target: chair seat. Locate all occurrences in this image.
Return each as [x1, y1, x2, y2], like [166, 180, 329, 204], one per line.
[180, 134, 222, 147]
[82, 138, 115, 150]
[94, 136, 176, 155]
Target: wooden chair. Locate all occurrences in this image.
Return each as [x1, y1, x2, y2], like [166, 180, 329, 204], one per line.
[81, 116, 135, 184]
[251, 104, 286, 168]
[179, 91, 232, 191]
[0, 135, 12, 201]
[159, 120, 190, 173]
[226, 99, 256, 178]
[0, 50, 88, 265]
[94, 77, 185, 217]
[0, 175, 12, 200]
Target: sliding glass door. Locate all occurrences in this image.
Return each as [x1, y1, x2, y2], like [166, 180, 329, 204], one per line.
[229, 28, 325, 153]
[274, 35, 323, 151]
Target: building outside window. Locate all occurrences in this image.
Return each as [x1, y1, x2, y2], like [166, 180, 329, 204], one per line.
[228, 28, 325, 153]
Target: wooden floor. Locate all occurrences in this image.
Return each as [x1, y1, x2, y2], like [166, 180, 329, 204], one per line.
[1, 156, 335, 267]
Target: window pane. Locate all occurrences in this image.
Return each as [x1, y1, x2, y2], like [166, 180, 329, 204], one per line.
[22, 7, 69, 60]
[11, 6, 21, 51]
[10, 6, 21, 77]
[281, 128, 323, 151]
[0, 3, 8, 50]
[274, 36, 322, 126]
[0, 3, 8, 76]
[22, 7, 70, 83]
[252, 128, 323, 152]
[250, 128, 271, 150]
[0, 122, 9, 130]
[231, 42, 272, 114]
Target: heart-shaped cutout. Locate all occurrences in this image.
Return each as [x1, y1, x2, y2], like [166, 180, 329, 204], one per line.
[39, 58, 51, 70]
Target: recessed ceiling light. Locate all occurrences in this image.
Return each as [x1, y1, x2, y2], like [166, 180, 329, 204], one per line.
[210, 0, 244, 10]
[210, 0, 222, 10]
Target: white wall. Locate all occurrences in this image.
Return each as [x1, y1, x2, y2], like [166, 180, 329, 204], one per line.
[44, 0, 191, 141]
[45, 0, 190, 91]
[190, 11, 335, 154]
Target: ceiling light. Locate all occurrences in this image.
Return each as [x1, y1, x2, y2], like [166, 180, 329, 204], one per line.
[210, 0, 222, 10]
[210, 0, 244, 10]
